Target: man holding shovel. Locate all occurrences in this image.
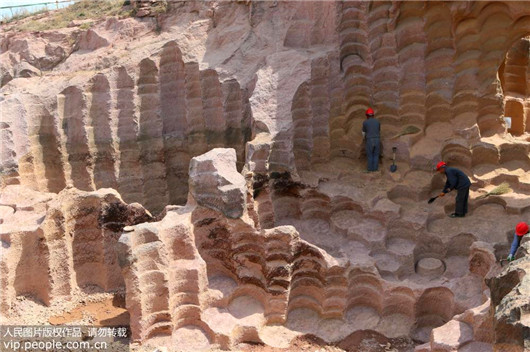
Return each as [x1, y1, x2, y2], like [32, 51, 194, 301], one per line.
[434, 161, 471, 218]
[362, 108, 380, 172]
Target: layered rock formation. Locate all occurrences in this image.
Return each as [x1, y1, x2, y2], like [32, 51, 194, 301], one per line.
[115, 148, 492, 349]
[1, 37, 252, 214]
[0, 185, 151, 314]
[1, 1, 530, 351]
[487, 240, 530, 352]
[499, 36, 530, 136]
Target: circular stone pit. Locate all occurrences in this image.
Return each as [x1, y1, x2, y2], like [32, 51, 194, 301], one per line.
[416, 258, 445, 278]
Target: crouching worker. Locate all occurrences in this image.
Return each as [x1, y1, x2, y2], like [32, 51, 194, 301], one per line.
[436, 161, 471, 218]
[507, 222, 529, 261]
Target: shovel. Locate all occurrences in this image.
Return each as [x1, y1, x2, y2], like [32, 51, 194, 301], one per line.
[427, 196, 438, 204]
[428, 190, 450, 204]
[389, 147, 397, 173]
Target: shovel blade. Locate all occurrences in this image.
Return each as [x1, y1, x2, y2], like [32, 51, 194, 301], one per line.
[428, 197, 437, 204]
[390, 164, 397, 173]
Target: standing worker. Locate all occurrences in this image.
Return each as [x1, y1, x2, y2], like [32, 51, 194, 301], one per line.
[362, 107, 380, 172]
[436, 161, 471, 218]
[507, 222, 529, 261]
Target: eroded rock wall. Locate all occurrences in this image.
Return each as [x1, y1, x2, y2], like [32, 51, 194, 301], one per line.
[2, 1, 530, 196]
[0, 185, 151, 314]
[1, 1, 530, 351]
[487, 241, 530, 352]
[1, 41, 252, 214]
[331, 1, 530, 169]
[112, 147, 499, 350]
[499, 36, 530, 136]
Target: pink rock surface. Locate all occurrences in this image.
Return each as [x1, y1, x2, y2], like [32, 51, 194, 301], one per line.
[189, 148, 246, 219]
[1, 1, 530, 351]
[431, 320, 473, 351]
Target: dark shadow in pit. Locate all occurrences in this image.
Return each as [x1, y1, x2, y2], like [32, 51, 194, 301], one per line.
[337, 329, 414, 352]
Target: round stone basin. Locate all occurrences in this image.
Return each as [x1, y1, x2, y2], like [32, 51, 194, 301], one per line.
[416, 258, 445, 277]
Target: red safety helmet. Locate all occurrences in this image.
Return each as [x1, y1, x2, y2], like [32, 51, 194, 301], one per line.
[515, 222, 529, 236]
[365, 108, 374, 116]
[436, 161, 447, 171]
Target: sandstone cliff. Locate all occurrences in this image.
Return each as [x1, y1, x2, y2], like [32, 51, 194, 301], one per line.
[1, 1, 530, 351]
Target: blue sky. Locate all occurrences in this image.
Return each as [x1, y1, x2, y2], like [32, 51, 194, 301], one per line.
[1, 0, 74, 20]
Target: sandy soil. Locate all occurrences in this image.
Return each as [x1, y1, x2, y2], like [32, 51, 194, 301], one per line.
[48, 295, 129, 326]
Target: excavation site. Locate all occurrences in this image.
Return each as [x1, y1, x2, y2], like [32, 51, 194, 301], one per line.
[1, 1, 530, 351]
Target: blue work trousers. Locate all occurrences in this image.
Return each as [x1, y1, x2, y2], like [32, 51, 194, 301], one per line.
[455, 187, 469, 216]
[366, 138, 380, 171]
[509, 233, 522, 257]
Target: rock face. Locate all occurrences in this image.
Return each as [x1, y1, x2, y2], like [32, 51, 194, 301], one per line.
[1, 1, 530, 351]
[1, 38, 252, 215]
[131, 0, 167, 18]
[189, 148, 246, 219]
[499, 36, 530, 136]
[486, 241, 530, 352]
[113, 147, 496, 350]
[2, 2, 530, 207]
[0, 185, 151, 314]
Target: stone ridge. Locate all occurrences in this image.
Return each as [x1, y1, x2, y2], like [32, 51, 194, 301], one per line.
[1, 39, 252, 215]
[189, 148, 246, 219]
[487, 241, 530, 351]
[0, 185, 151, 314]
